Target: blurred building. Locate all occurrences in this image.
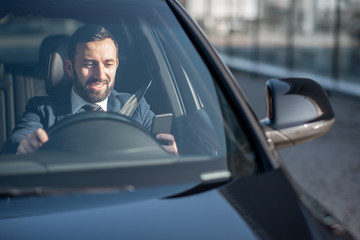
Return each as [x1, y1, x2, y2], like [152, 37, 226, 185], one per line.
[181, 0, 360, 97]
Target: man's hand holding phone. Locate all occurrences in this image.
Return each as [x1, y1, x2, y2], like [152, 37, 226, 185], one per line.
[151, 113, 178, 155]
[156, 133, 178, 155]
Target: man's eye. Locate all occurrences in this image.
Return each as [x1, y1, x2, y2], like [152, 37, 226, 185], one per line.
[83, 62, 94, 68]
[105, 62, 114, 67]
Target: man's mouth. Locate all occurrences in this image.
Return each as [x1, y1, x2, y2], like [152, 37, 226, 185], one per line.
[88, 81, 107, 91]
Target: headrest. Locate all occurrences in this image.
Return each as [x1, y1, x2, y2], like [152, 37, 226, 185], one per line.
[39, 35, 72, 96]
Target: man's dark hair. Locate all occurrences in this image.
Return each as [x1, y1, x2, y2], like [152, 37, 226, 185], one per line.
[68, 25, 118, 62]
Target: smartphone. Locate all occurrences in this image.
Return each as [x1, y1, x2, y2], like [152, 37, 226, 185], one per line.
[151, 113, 173, 135]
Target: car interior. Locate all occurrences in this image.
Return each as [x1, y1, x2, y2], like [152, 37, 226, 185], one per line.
[0, 2, 262, 194]
[0, 12, 230, 157]
[0, 7, 260, 181]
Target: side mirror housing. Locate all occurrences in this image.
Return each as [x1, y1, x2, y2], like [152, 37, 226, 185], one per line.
[262, 78, 335, 149]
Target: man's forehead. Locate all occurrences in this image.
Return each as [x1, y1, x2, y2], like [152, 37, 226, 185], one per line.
[75, 38, 117, 56]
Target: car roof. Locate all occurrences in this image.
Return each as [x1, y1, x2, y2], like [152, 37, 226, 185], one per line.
[1, 0, 168, 20]
[0, 0, 166, 13]
[1, 0, 162, 2]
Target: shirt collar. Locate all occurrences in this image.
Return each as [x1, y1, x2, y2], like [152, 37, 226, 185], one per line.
[71, 87, 108, 114]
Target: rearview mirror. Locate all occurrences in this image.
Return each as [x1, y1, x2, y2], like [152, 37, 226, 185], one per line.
[261, 78, 335, 149]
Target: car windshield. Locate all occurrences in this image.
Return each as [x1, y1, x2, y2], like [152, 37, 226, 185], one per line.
[0, 1, 258, 192]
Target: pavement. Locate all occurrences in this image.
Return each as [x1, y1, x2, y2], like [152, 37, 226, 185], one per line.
[232, 70, 360, 239]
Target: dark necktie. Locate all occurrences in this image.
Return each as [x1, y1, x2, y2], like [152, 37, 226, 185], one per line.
[81, 104, 103, 112]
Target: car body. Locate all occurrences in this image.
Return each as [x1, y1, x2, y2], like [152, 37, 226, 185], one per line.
[0, 0, 347, 239]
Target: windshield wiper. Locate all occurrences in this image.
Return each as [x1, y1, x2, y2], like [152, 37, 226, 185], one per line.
[0, 185, 136, 198]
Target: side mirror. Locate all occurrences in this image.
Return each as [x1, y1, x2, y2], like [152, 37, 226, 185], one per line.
[261, 78, 335, 149]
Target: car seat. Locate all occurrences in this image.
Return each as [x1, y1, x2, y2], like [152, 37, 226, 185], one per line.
[39, 34, 72, 96]
[0, 61, 15, 149]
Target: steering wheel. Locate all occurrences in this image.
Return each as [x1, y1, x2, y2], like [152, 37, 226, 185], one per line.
[41, 112, 164, 155]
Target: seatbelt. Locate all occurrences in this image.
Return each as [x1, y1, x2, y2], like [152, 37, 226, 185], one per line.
[119, 80, 152, 117]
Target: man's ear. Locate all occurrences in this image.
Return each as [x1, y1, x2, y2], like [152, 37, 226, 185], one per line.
[64, 59, 74, 78]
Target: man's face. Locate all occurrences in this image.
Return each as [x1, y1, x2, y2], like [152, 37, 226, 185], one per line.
[68, 38, 118, 103]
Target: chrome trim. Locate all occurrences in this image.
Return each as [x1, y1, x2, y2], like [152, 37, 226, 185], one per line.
[200, 170, 231, 182]
[264, 118, 335, 149]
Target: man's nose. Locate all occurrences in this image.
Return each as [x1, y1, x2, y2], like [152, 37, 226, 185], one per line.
[94, 64, 107, 80]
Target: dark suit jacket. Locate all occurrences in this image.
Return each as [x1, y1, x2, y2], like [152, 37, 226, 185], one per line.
[2, 89, 154, 153]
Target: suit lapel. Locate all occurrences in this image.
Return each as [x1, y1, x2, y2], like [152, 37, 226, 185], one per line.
[54, 86, 73, 122]
[107, 90, 122, 112]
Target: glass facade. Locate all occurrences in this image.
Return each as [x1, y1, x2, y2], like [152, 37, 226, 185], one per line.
[181, 0, 360, 96]
[258, 0, 290, 68]
[338, 0, 360, 84]
[293, 0, 336, 78]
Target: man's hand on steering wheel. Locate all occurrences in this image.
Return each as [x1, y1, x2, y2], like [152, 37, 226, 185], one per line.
[17, 128, 49, 155]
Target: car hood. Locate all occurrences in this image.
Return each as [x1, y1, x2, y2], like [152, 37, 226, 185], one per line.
[0, 189, 258, 240]
[1, 167, 333, 240]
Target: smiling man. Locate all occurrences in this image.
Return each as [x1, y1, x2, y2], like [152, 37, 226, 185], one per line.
[2, 25, 178, 155]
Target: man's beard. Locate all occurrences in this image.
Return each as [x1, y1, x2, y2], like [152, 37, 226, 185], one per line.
[73, 73, 114, 103]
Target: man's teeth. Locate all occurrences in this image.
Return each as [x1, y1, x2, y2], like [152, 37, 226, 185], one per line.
[92, 82, 105, 87]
